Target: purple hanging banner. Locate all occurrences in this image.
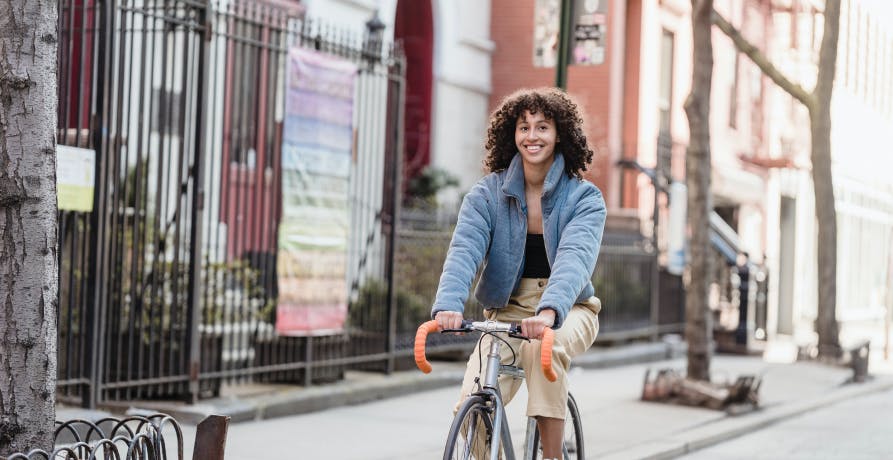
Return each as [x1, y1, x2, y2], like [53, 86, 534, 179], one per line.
[276, 48, 357, 336]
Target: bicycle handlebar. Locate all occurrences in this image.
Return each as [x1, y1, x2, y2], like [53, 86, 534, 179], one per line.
[414, 320, 440, 373]
[413, 319, 557, 382]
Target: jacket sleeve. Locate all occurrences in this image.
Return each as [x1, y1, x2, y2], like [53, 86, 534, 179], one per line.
[431, 180, 495, 318]
[537, 187, 607, 328]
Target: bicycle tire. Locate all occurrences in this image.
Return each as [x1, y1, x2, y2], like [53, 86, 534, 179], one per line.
[529, 393, 585, 460]
[444, 395, 505, 460]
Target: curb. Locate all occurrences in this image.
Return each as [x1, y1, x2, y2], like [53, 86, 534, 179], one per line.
[115, 341, 680, 425]
[598, 375, 893, 460]
[111, 369, 465, 426]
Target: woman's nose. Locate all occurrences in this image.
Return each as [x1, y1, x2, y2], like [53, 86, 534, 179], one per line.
[526, 129, 539, 141]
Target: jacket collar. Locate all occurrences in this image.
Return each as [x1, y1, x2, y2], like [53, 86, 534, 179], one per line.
[501, 152, 566, 207]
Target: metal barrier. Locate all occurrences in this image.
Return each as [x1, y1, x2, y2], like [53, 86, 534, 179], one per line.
[7, 414, 228, 460]
[55, 0, 408, 405]
[56, 0, 100, 407]
[596, 243, 659, 340]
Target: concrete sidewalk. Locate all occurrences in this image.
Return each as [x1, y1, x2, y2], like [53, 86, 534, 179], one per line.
[590, 354, 893, 459]
[58, 342, 893, 459]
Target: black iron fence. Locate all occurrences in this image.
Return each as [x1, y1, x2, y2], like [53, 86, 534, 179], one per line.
[394, 211, 662, 345]
[55, 0, 665, 408]
[56, 0, 100, 406]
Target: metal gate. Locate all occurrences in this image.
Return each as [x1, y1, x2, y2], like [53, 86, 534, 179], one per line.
[56, 0, 407, 406]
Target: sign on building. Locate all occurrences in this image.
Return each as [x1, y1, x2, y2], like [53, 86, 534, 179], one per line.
[572, 0, 607, 65]
[56, 145, 95, 212]
[533, 0, 608, 67]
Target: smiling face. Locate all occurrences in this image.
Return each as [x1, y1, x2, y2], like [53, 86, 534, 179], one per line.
[515, 110, 558, 171]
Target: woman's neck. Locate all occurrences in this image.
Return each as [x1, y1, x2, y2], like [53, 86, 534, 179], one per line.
[522, 160, 552, 192]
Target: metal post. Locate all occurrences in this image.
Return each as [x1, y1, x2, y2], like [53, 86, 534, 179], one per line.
[186, 0, 212, 403]
[385, 54, 406, 374]
[886, 229, 893, 360]
[650, 180, 660, 340]
[555, 0, 574, 89]
[304, 336, 313, 387]
[84, 0, 114, 409]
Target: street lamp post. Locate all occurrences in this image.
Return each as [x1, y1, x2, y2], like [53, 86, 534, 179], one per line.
[555, 0, 574, 89]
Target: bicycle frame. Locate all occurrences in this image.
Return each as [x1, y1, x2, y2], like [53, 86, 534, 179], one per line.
[477, 335, 517, 460]
[415, 319, 562, 460]
[470, 325, 548, 460]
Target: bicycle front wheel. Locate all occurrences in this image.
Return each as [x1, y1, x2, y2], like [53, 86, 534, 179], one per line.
[529, 393, 585, 460]
[444, 395, 503, 460]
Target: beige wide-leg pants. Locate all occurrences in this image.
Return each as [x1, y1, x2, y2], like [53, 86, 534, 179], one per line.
[455, 278, 601, 420]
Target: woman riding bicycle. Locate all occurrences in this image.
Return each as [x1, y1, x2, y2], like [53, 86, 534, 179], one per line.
[431, 87, 606, 459]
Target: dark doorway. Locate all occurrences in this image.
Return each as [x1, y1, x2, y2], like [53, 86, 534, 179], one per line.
[395, 0, 434, 187]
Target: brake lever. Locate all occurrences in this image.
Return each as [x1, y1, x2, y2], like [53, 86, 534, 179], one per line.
[508, 327, 530, 342]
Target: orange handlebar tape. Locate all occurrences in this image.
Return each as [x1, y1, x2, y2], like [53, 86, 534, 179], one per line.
[541, 327, 557, 382]
[414, 320, 439, 373]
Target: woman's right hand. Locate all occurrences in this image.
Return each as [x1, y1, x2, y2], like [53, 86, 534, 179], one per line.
[435, 310, 464, 331]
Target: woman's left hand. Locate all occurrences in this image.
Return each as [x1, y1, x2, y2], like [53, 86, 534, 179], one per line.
[521, 309, 556, 340]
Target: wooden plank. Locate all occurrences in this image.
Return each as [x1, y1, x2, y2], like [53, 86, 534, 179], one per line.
[192, 415, 231, 460]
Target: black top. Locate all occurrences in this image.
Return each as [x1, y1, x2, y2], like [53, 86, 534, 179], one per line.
[522, 234, 551, 278]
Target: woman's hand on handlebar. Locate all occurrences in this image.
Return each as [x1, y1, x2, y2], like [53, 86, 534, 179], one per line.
[435, 310, 464, 332]
[521, 309, 556, 340]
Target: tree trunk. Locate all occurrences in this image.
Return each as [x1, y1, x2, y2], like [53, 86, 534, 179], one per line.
[810, 109, 839, 358]
[683, 0, 714, 381]
[0, 0, 59, 456]
[811, 0, 841, 359]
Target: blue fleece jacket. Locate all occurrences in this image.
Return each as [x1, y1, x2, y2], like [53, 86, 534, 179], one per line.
[431, 153, 607, 328]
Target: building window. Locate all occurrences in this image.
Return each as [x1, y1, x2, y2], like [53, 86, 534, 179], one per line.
[887, 37, 893, 117]
[659, 30, 674, 134]
[856, 8, 868, 102]
[869, 16, 877, 108]
[839, 0, 848, 88]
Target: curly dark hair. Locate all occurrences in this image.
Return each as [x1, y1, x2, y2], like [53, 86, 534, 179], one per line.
[484, 87, 594, 179]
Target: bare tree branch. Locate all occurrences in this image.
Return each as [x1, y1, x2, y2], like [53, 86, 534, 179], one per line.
[712, 9, 815, 108]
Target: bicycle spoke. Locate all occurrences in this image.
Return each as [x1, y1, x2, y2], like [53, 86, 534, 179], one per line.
[461, 410, 478, 460]
[446, 397, 495, 460]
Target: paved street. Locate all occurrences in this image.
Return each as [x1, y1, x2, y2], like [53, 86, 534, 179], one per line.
[679, 386, 893, 460]
[161, 353, 893, 460]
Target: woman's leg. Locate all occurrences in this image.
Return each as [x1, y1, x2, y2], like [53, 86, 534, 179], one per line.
[524, 298, 600, 456]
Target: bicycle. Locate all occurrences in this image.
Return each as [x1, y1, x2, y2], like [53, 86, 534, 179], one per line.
[415, 319, 585, 460]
